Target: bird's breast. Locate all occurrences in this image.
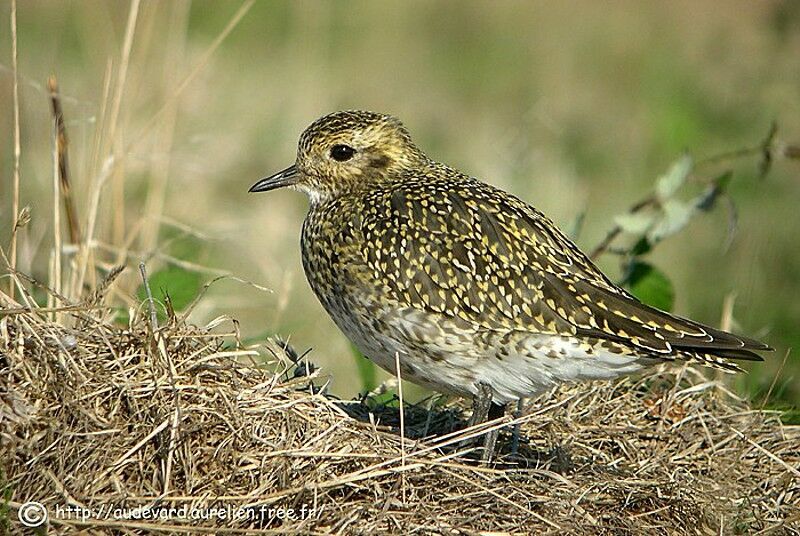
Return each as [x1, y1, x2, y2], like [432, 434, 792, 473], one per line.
[301, 203, 373, 308]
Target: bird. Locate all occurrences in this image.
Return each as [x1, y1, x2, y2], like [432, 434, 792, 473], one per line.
[249, 110, 771, 459]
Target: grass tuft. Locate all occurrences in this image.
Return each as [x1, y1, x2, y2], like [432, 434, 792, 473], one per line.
[1, 282, 798, 533]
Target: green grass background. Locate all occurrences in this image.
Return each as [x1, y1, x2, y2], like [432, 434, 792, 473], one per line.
[1, 1, 798, 408]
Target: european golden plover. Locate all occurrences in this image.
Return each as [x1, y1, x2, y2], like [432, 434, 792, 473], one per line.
[250, 110, 770, 459]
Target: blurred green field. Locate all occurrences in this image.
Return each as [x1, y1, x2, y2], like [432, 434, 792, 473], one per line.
[1, 1, 798, 408]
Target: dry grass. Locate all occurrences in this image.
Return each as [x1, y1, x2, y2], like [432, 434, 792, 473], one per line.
[2, 3, 799, 534]
[2, 280, 798, 535]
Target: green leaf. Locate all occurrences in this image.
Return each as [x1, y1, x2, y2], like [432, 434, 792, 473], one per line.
[136, 265, 202, 321]
[351, 345, 378, 392]
[647, 198, 695, 243]
[625, 261, 675, 312]
[364, 391, 399, 409]
[655, 153, 693, 200]
[614, 211, 657, 235]
[630, 237, 652, 256]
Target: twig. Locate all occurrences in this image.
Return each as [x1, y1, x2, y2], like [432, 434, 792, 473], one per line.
[695, 121, 778, 178]
[48, 76, 82, 244]
[110, 417, 171, 470]
[162, 397, 180, 495]
[784, 144, 800, 160]
[589, 197, 655, 259]
[590, 123, 780, 260]
[0, 304, 107, 315]
[394, 351, 407, 504]
[8, 0, 21, 298]
[759, 349, 791, 411]
[758, 121, 779, 179]
[139, 262, 159, 332]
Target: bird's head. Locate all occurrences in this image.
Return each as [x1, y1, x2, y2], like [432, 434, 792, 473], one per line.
[250, 110, 425, 204]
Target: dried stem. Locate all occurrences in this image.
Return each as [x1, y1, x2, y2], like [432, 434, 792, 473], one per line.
[125, 0, 256, 155]
[76, 59, 114, 295]
[108, 0, 141, 246]
[48, 76, 82, 245]
[50, 113, 62, 323]
[394, 351, 407, 504]
[140, 3, 191, 253]
[139, 261, 159, 333]
[8, 0, 21, 298]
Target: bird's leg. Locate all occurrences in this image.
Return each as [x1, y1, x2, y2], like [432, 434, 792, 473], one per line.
[510, 398, 525, 456]
[464, 382, 506, 462]
[482, 400, 506, 462]
[467, 382, 493, 428]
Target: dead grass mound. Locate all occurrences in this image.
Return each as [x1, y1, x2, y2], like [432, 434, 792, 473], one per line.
[2, 292, 799, 535]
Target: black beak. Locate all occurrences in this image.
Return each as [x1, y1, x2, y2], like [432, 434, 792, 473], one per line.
[249, 164, 299, 193]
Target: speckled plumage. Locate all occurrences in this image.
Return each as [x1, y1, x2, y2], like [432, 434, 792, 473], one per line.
[251, 110, 770, 404]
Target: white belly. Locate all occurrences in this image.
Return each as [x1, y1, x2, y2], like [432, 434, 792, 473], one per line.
[330, 302, 646, 404]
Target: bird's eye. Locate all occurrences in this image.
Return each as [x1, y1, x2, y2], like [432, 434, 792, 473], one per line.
[330, 144, 356, 162]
